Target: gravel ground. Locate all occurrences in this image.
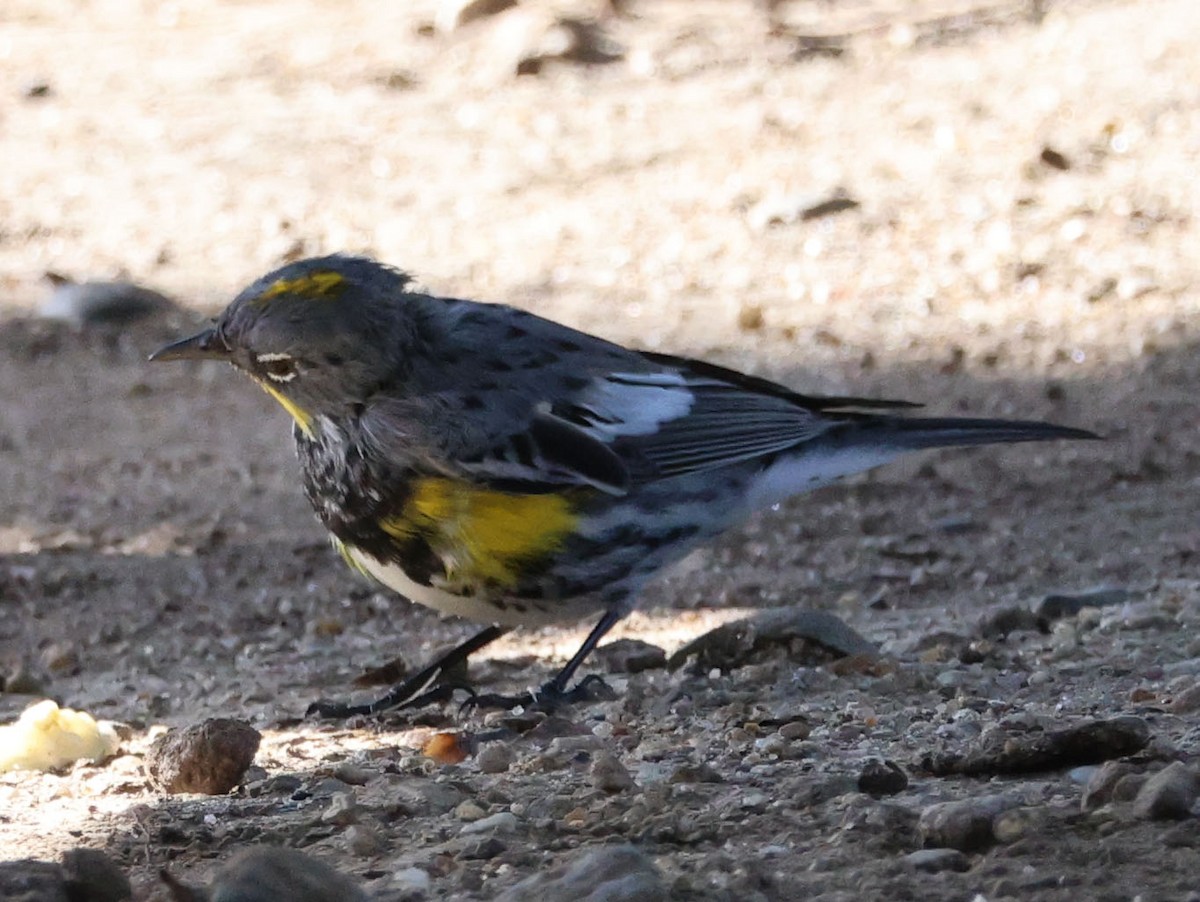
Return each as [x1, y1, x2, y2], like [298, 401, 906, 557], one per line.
[1, 0, 1199, 899]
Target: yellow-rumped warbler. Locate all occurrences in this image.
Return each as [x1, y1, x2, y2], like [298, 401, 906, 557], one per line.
[152, 255, 1096, 716]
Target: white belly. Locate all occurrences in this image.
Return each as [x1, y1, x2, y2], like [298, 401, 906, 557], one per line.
[346, 546, 583, 628]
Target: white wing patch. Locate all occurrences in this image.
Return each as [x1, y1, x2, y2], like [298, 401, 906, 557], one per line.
[574, 373, 695, 439]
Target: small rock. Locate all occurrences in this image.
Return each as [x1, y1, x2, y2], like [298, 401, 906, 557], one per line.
[61, 848, 131, 902]
[322, 791, 359, 826]
[391, 867, 432, 895]
[38, 642, 80, 676]
[1112, 772, 1149, 803]
[39, 274, 173, 328]
[459, 837, 507, 861]
[144, 718, 260, 794]
[778, 720, 811, 742]
[516, 16, 628, 75]
[1169, 683, 1200, 714]
[0, 859, 70, 901]
[1081, 761, 1139, 810]
[978, 606, 1040, 639]
[593, 638, 667, 674]
[476, 742, 515, 774]
[344, 825, 382, 857]
[904, 848, 971, 873]
[263, 773, 304, 795]
[493, 844, 667, 902]
[1131, 762, 1199, 821]
[460, 811, 519, 836]
[858, 759, 908, 797]
[436, 0, 517, 32]
[748, 189, 859, 230]
[454, 800, 487, 822]
[1036, 587, 1130, 623]
[737, 304, 765, 332]
[991, 806, 1048, 844]
[1039, 145, 1072, 171]
[21, 80, 53, 100]
[161, 846, 366, 902]
[919, 795, 1016, 852]
[923, 716, 1150, 776]
[331, 762, 373, 786]
[667, 607, 876, 671]
[668, 762, 723, 784]
[2, 666, 48, 696]
[590, 751, 635, 793]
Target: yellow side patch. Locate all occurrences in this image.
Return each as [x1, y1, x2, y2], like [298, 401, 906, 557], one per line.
[331, 536, 372, 578]
[256, 271, 345, 303]
[381, 478, 578, 588]
[261, 383, 314, 436]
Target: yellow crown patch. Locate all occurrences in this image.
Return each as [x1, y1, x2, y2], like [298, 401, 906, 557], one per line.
[256, 271, 346, 303]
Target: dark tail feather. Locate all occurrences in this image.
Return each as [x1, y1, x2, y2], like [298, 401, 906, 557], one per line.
[872, 417, 1100, 451]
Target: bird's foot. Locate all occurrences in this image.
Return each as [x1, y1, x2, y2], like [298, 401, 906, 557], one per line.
[306, 680, 470, 720]
[462, 673, 616, 712]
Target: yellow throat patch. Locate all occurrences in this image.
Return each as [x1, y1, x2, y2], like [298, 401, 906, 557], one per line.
[260, 383, 314, 436]
[381, 478, 579, 589]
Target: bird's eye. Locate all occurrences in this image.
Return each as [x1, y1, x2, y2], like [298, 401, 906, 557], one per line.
[256, 352, 298, 383]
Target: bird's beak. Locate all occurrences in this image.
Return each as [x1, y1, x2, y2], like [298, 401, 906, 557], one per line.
[149, 328, 230, 362]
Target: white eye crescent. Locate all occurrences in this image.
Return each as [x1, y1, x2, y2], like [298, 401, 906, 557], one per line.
[257, 352, 298, 383]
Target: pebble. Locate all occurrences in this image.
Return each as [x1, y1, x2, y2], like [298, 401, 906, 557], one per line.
[435, 0, 516, 33]
[590, 752, 636, 793]
[459, 837, 507, 861]
[1169, 682, 1200, 714]
[857, 759, 908, 797]
[38, 275, 172, 327]
[344, 824, 382, 857]
[162, 846, 367, 901]
[978, 606, 1040, 639]
[331, 762, 373, 786]
[392, 866, 432, 894]
[1112, 773, 1149, 803]
[1081, 761, 1139, 810]
[668, 762, 723, 784]
[667, 606, 876, 671]
[1037, 587, 1130, 622]
[476, 743, 515, 774]
[454, 800, 487, 822]
[144, 718, 260, 794]
[2, 666, 48, 696]
[460, 811, 519, 836]
[0, 860, 68, 901]
[493, 844, 667, 902]
[264, 774, 304, 795]
[1131, 762, 1199, 821]
[924, 715, 1150, 776]
[778, 720, 811, 742]
[991, 806, 1048, 844]
[905, 848, 971, 873]
[919, 795, 1016, 852]
[38, 642, 80, 676]
[593, 638, 667, 674]
[61, 848, 130, 902]
[319, 791, 357, 827]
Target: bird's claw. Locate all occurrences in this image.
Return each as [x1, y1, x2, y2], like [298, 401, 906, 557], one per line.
[460, 673, 616, 713]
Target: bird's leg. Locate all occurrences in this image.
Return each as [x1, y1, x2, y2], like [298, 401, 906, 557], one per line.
[465, 609, 623, 711]
[306, 625, 510, 718]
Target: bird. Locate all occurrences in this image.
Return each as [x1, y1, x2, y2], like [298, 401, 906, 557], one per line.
[151, 254, 1096, 716]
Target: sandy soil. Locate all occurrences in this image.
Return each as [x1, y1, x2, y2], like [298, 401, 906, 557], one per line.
[1, 0, 1198, 899]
